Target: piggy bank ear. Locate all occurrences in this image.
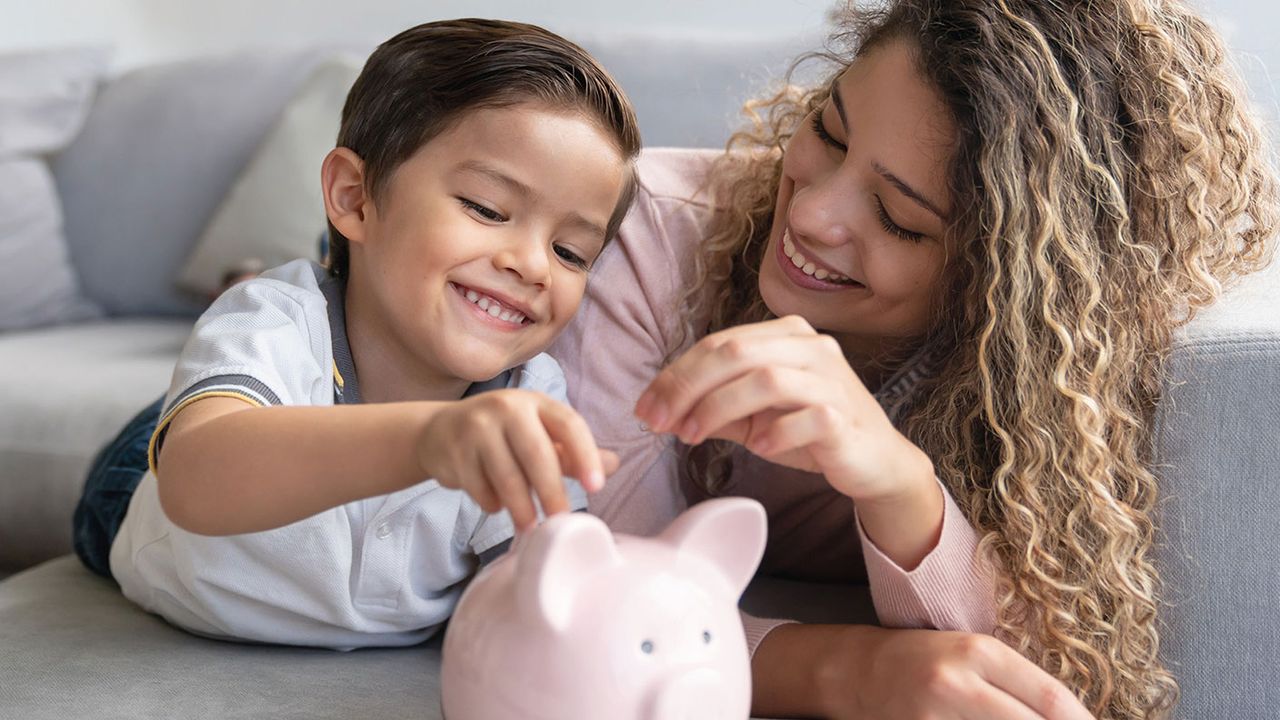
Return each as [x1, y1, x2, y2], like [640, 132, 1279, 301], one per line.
[514, 512, 621, 632]
[659, 497, 767, 595]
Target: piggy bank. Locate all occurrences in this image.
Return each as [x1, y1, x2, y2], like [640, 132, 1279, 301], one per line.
[440, 497, 767, 720]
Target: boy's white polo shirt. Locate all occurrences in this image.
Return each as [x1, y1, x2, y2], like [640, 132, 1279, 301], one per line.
[109, 259, 585, 649]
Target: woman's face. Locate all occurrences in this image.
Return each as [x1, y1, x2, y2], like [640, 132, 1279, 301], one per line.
[758, 38, 956, 359]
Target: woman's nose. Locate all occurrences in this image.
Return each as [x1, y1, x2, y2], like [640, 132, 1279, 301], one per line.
[787, 176, 856, 249]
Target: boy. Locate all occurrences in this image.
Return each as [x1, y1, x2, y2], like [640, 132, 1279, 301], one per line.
[99, 19, 641, 649]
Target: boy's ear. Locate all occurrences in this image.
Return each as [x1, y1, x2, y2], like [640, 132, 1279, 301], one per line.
[321, 147, 370, 245]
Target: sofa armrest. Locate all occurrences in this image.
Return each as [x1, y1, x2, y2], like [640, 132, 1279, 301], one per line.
[1153, 263, 1280, 718]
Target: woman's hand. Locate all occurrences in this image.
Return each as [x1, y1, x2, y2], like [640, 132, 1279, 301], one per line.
[416, 389, 617, 530]
[635, 315, 932, 505]
[828, 627, 1094, 720]
[755, 623, 1094, 720]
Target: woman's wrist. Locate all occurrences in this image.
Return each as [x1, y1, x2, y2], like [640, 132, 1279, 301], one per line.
[751, 622, 885, 718]
[853, 443, 944, 570]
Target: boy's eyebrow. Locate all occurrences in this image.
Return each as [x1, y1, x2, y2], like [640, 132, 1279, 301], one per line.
[830, 79, 947, 221]
[457, 160, 608, 240]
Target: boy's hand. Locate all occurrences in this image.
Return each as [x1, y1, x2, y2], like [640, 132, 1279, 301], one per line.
[415, 390, 617, 530]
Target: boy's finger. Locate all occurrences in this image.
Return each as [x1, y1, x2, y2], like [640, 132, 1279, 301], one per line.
[538, 402, 605, 492]
[505, 419, 569, 518]
[600, 449, 620, 476]
[479, 438, 538, 531]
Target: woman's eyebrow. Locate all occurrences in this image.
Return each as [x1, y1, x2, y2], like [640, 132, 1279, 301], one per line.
[873, 161, 947, 220]
[830, 77, 850, 133]
[831, 77, 949, 222]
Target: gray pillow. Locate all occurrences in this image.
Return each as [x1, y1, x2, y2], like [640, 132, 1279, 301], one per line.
[53, 48, 353, 317]
[0, 47, 108, 331]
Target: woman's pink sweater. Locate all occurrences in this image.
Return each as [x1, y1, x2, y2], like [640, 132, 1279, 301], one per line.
[549, 149, 997, 654]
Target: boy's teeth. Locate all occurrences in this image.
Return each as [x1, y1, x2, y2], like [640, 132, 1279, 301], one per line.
[455, 282, 527, 324]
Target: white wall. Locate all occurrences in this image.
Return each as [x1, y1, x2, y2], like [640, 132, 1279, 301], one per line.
[0, 0, 833, 72]
[2, 0, 1275, 128]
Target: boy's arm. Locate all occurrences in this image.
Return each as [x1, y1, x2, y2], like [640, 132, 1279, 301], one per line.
[158, 389, 610, 537]
[157, 396, 445, 535]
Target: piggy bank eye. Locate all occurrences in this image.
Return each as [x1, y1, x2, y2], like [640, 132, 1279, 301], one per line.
[641, 640, 655, 654]
[702, 630, 712, 644]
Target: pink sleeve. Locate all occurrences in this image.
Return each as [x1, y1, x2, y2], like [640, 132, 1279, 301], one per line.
[856, 478, 998, 634]
[553, 149, 997, 655]
[550, 149, 721, 537]
[552, 149, 797, 656]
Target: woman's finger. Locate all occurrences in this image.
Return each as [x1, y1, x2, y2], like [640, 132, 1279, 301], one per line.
[638, 332, 842, 435]
[635, 317, 826, 429]
[959, 681, 1043, 720]
[676, 366, 829, 445]
[740, 404, 846, 460]
[976, 641, 1095, 720]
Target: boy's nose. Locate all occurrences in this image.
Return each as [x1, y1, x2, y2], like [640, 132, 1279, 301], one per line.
[493, 237, 551, 287]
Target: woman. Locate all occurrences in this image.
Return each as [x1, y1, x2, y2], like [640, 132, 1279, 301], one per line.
[551, 0, 1277, 718]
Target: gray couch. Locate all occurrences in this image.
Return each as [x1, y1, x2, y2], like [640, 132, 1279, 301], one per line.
[1, 31, 1278, 719]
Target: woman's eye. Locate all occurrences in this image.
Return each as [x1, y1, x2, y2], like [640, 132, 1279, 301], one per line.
[874, 196, 925, 243]
[459, 198, 505, 222]
[554, 245, 589, 270]
[810, 111, 847, 153]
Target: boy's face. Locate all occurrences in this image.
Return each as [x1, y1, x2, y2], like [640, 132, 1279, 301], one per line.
[347, 104, 627, 385]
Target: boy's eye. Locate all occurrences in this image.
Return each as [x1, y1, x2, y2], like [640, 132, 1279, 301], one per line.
[459, 198, 506, 223]
[554, 245, 589, 270]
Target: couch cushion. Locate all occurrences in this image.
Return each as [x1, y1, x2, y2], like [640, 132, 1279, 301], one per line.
[52, 48, 346, 317]
[577, 32, 822, 148]
[0, 319, 191, 572]
[176, 54, 362, 298]
[0, 555, 855, 718]
[1153, 258, 1280, 718]
[0, 47, 107, 331]
[0, 556, 446, 720]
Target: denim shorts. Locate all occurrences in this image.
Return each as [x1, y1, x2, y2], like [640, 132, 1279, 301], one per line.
[72, 396, 164, 579]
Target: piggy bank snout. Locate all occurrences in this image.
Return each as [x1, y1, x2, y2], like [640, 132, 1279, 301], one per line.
[647, 667, 743, 720]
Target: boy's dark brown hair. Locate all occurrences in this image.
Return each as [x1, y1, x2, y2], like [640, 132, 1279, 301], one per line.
[326, 18, 642, 278]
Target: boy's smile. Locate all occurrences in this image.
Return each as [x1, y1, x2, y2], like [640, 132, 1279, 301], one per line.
[334, 104, 629, 402]
[448, 281, 533, 328]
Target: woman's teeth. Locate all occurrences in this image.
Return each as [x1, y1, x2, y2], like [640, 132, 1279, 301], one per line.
[461, 287, 527, 324]
[782, 232, 858, 285]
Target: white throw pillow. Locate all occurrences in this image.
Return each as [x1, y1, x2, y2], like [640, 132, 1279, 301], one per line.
[0, 47, 108, 331]
[176, 54, 363, 297]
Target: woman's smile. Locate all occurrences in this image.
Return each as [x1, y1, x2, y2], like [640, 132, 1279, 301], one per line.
[773, 228, 865, 292]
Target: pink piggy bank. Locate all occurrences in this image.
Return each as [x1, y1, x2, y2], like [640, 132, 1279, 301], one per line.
[440, 497, 767, 720]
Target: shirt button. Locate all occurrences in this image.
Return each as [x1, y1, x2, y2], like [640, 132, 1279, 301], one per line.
[375, 522, 392, 539]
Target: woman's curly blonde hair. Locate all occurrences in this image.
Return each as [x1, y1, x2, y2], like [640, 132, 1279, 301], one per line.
[686, 0, 1278, 717]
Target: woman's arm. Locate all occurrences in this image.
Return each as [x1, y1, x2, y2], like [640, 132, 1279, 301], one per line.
[635, 315, 998, 632]
[752, 623, 1093, 720]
